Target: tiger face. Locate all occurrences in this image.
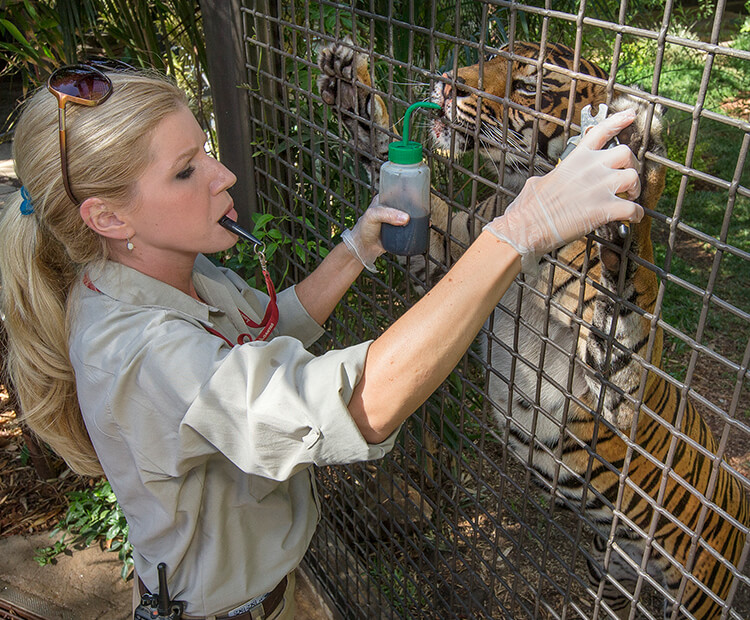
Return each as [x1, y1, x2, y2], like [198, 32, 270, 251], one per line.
[429, 41, 608, 186]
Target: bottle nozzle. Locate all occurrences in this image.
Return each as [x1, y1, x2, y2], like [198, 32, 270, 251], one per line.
[388, 101, 442, 165]
[402, 101, 442, 144]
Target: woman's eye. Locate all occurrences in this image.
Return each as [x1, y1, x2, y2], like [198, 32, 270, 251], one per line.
[176, 165, 195, 180]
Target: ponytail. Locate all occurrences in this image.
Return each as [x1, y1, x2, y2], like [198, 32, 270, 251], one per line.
[0, 189, 103, 475]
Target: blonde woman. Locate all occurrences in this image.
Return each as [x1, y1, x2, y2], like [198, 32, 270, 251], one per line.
[0, 64, 640, 618]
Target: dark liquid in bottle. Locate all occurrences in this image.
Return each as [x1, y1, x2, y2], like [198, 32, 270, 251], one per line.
[381, 213, 429, 256]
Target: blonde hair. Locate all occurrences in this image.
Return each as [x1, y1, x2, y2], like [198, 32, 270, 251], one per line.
[0, 69, 188, 476]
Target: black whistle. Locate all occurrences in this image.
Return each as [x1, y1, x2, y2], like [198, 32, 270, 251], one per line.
[219, 216, 264, 247]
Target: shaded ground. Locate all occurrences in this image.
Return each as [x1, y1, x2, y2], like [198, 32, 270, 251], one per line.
[0, 386, 90, 539]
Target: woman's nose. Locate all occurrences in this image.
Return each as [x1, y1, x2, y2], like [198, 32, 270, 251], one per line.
[213, 160, 237, 193]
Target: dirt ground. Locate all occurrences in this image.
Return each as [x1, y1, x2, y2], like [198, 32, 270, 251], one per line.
[651, 224, 750, 480]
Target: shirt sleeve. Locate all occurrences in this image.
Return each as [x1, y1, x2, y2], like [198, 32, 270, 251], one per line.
[74, 305, 397, 481]
[182, 336, 397, 480]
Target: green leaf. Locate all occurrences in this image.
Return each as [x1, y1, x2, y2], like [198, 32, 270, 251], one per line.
[253, 213, 275, 229]
[106, 523, 122, 540]
[0, 19, 36, 56]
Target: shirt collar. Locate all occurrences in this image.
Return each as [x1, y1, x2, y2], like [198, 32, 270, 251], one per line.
[83, 255, 231, 323]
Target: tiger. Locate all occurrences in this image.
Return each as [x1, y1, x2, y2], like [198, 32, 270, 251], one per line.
[317, 38, 749, 618]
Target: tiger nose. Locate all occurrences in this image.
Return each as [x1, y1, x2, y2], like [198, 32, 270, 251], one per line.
[442, 73, 467, 98]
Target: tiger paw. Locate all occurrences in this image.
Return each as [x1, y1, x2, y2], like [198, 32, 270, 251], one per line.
[603, 401, 638, 433]
[317, 36, 371, 112]
[594, 219, 638, 279]
[317, 36, 392, 185]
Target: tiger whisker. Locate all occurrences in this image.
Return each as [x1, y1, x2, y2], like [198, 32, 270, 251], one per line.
[480, 142, 501, 178]
[391, 80, 430, 88]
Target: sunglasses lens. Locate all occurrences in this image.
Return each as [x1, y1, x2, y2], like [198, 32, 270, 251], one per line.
[49, 67, 111, 101]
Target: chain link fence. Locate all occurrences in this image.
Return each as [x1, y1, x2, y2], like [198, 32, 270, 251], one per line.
[227, 1, 750, 617]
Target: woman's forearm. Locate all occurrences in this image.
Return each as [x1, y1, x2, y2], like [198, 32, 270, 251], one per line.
[294, 242, 365, 325]
[348, 231, 521, 443]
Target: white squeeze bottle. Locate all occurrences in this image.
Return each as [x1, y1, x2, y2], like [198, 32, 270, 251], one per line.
[380, 101, 441, 256]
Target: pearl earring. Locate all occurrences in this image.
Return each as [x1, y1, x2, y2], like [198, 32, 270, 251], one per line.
[126, 238, 135, 251]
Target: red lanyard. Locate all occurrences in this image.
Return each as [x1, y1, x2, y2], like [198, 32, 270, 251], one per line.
[203, 262, 279, 346]
[201, 250, 278, 346]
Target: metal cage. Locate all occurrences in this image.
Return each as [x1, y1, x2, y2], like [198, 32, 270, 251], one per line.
[209, 1, 750, 617]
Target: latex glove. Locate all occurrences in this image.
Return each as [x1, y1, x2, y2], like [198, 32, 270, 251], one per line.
[342, 194, 410, 272]
[485, 108, 644, 274]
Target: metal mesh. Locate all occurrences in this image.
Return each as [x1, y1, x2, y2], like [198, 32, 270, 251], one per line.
[233, 1, 750, 617]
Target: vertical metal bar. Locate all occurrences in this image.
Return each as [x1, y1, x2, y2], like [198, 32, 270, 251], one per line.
[244, 0, 293, 222]
[200, 0, 257, 226]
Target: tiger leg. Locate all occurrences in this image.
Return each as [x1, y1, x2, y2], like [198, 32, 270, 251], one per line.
[580, 97, 666, 432]
[586, 533, 640, 619]
[317, 36, 392, 187]
[580, 217, 661, 431]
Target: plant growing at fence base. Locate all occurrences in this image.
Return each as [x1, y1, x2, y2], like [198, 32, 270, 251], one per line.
[34, 479, 133, 581]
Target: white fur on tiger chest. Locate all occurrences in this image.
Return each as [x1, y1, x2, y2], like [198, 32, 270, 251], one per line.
[482, 278, 590, 476]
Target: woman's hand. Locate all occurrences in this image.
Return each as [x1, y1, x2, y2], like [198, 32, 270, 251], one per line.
[295, 195, 409, 324]
[341, 194, 409, 272]
[485, 108, 644, 273]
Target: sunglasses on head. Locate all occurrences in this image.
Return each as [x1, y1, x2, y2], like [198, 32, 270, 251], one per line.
[46, 59, 136, 205]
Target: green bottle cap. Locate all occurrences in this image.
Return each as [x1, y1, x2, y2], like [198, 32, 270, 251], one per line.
[387, 101, 442, 165]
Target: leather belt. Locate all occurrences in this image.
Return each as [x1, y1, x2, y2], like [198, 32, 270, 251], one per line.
[138, 575, 287, 619]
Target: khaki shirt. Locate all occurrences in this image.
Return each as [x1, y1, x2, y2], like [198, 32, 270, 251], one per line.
[68, 255, 396, 616]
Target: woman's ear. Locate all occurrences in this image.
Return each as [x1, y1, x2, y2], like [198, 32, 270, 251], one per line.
[79, 198, 133, 241]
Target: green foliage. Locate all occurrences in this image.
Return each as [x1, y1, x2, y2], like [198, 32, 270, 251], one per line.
[612, 10, 750, 416]
[212, 212, 329, 288]
[617, 21, 750, 116]
[0, 0, 206, 80]
[35, 479, 133, 581]
[0, 1, 67, 84]
[212, 212, 290, 286]
[369, 555, 427, 617]
[0, 0, 211, 148]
